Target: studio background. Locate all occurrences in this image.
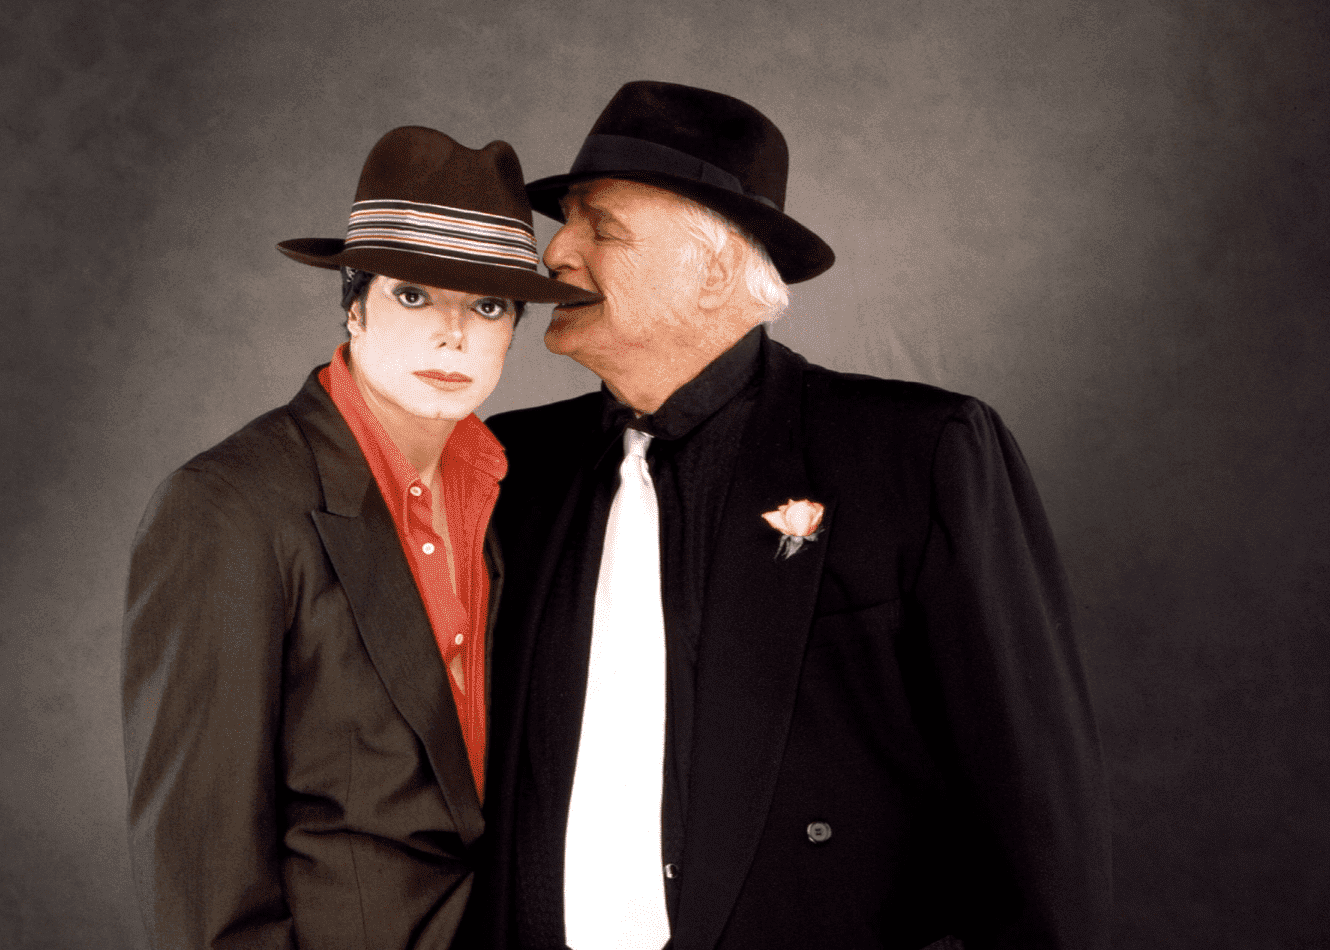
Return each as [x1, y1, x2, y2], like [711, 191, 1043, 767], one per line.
[2, 0, 1326, 947]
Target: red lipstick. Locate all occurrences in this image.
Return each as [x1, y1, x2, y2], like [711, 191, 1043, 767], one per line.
[414, 370, 472, 384]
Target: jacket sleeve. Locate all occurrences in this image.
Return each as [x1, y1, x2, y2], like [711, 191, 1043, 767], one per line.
[122, 465, 296, 950]
[911, 399, 1112, 950]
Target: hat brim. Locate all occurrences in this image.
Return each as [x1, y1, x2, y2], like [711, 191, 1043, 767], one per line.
[276, 238, 600, 306]
[526, 171, 834, 284]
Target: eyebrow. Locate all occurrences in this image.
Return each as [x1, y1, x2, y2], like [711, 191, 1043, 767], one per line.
[559, 189, 588, 218]
[562, 185, 600, 212]
[562, 191, 624, 234]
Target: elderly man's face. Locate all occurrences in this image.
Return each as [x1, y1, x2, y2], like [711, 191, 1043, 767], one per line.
[542, 179, 704, 370]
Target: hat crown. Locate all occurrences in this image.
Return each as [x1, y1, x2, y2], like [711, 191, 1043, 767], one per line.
[586, 82, 789, 211]
[525, 81, 834, 283]
[277, 126, 599, 305]
[353, 126, 534, 226]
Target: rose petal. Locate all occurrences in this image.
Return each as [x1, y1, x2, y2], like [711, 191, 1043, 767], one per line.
[762, 509, 789, 533]
[784, 500, 822, 537]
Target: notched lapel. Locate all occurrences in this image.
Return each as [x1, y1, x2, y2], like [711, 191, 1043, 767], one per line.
[291, 374, 484, 847]
[676, 340, 835, 950]
[313, 505, 483, 845]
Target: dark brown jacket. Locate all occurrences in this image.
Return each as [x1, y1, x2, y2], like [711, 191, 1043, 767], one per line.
[123, 368, 499, 949]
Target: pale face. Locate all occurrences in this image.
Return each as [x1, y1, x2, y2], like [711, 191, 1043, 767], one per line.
[346, 277, 516, 434]
[541, 179, 705, 374]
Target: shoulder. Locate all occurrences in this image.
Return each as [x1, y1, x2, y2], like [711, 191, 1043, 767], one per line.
[778, 344, 1001, 465]
[803, 361, 972, 421]
[146, 400, 323, 530]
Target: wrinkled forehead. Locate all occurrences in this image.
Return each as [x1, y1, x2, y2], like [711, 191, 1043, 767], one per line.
[560, 178, 687, 218]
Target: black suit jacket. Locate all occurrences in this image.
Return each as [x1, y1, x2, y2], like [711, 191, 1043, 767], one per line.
[482, 337, 1111, 950]
[122, 368, 498, 949]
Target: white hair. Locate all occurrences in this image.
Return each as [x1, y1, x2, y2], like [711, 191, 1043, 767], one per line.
[672, 196, 790, 320]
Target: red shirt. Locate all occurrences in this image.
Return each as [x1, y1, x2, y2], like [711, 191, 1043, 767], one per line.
[320, 344, 506, 797]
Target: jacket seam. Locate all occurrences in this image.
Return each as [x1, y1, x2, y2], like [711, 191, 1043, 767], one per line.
[906, 399, 977, 600]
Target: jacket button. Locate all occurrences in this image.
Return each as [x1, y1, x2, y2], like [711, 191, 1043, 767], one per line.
[663, 863, 680, 879]
[806, 821, 832, 844]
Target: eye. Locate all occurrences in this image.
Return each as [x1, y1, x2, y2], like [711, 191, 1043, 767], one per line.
[473, 297, 514, 320]
[393, 286, 429, 308]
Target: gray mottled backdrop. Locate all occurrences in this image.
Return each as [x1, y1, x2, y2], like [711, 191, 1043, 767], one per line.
[2, 0, 1326, 947]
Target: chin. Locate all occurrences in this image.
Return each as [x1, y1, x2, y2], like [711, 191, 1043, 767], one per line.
[545, 302, 600, 352]
[543, 321, 579, 357]
[402, 397, 473, 423]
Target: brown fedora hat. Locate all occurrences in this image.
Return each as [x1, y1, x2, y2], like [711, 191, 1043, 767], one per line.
[525, 81, 834, 284]
[279, 126, 599, 305]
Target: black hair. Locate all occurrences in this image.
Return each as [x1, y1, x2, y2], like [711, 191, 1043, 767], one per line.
[340, 267, 375, 313]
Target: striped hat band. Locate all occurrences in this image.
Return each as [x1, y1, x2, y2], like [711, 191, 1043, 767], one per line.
[343, 199, 539, 272]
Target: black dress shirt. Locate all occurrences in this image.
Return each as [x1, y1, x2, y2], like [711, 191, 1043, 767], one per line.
[514, 327, 765, 948]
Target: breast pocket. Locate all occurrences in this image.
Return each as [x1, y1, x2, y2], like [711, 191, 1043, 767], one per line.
[799, 596, 937, 782]
[803, 598, 904, 711]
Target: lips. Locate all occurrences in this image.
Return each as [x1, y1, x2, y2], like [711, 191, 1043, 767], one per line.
[414, 370, 472, 384]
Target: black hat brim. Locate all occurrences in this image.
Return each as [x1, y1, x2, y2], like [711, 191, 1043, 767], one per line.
[526, 171, 834, 285]
[277, 238, 600, 306]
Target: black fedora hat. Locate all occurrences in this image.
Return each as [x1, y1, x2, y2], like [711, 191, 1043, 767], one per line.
[279, 126, 599, 305]
[525, 81, 834, 284]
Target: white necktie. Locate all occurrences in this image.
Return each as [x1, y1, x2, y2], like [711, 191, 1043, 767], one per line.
[564, 427, 671, 950]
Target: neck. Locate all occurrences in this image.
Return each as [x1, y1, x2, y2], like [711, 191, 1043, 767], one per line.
[598, 359, 703, 415]
[351, 375, 456, 483]
[594, 317, 759, 415]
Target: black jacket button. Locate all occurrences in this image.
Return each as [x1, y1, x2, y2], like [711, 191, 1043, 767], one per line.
[806, 821, 832, 843]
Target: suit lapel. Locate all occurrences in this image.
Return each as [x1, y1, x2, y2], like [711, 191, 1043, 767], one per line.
[289, 373, 484, 846]
[674, 340, 836, 950]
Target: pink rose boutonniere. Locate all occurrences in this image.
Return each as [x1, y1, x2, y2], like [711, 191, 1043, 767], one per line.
[761, 498, 825, 560]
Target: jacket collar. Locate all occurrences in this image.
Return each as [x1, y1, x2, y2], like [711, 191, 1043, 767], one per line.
[288, 368, 373, 517]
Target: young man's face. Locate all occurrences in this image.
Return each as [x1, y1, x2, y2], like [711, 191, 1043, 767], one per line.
[346, 276, 516, 429]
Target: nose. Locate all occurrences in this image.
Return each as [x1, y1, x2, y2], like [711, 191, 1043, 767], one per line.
[437, 306, 466, 349]
[543, 221, 578, 276]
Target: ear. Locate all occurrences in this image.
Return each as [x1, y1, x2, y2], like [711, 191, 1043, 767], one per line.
[345, 299, 365, 338]
[696, 235, 744, 312]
